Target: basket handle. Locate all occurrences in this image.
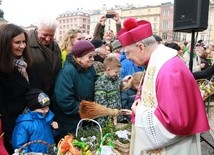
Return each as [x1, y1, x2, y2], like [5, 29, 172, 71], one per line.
[75, 118, 103, 140]
[16, 140, 55, 155]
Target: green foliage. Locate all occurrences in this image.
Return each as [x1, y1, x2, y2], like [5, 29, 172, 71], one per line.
[75, 118, 132, 152]
[102, 118, 131, 144]
[75, 124, 101, 151]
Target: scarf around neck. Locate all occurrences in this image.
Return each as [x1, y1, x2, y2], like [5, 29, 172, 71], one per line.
[14, 58, 29, 82]
[34, 30, 54, 66]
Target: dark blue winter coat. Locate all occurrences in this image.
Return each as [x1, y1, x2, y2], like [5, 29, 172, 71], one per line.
[121, 87, 137, 110]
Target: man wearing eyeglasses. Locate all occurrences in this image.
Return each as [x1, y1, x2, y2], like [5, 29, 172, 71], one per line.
[118, 17, 209, 155]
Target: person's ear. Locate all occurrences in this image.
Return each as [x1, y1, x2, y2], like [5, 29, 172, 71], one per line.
[106, 67, 111, 72]
[138, 43, 145, 54]
[76, 57, 81, 62]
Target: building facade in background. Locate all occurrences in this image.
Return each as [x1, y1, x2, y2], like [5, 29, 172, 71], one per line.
[55, 2, 214, 43]
[55, 11, 90, 41]
[160, 2, 174, 41]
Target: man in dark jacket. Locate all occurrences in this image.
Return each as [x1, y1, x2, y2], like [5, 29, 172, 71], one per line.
[28, 17, 62, 98]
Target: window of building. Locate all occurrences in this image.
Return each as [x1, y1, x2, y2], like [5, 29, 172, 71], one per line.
[153, 23, 157, 31]
[200, 35, 205, 41]
[162, 20, 168, 29]
[163, 10, 169, 16]
[173, 32, 181, 41]
[154, 16, 157, 22]
[162, 32, 168, 40]
[182, 35, 187, 41]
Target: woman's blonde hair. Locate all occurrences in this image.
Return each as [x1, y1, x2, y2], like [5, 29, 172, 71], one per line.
[59, 29, 82, 52]
[122, 71, 145, 90]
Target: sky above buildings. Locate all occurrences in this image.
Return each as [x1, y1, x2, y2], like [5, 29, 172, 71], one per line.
[1, 0, 173, 26]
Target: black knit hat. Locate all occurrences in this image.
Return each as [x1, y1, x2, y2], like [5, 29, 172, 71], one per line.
[153, 34, 162, 42]
[25, 89, 50, 111]
[72, 40, 95, 57]
[90, 39, 104, 49]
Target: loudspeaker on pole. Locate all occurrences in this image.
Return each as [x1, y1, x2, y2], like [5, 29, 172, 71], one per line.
[173, 0, 210, 32]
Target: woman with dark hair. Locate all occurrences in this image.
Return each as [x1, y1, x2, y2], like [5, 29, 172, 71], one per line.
[105, 43, 113, 53]
[0, 24, 40, 154]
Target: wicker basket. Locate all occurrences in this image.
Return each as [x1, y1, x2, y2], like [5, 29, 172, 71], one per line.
[75, 118, 103, 152]
[76, 118, 103, 140]
[13, 140, 56, 155]
[114, 123, 130, 155]
[115, 123, 130, 129]
[76, 119, 121, 155]
[114, 140, 130, 155]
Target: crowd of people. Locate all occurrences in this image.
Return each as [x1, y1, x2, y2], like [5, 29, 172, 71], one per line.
[0, 11, 213, 155]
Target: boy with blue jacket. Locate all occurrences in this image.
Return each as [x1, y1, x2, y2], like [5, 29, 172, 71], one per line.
[12, 89, 58, 154]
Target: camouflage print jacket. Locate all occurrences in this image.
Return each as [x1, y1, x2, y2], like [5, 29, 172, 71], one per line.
[94, 75, 123, 125]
